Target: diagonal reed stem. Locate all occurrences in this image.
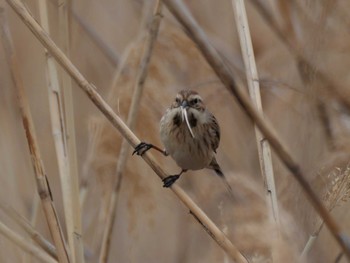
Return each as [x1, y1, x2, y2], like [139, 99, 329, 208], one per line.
[162, 0, 350, 260]
[4, 0, 248, 262]
[0, 219, 57, 263]
[0, 3, 70, 263]
[0, 204, 57, 260]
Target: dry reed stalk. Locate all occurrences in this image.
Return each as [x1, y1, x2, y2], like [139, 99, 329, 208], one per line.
[5, 0, 248, 261]
[0, 204, 57, 260]
[29, 193, 40, 226]
[37, 2, 84, 263]
[98, 1, 163, 262]
[162, 0, 350, 259]
[231, 0, 280, 227]
[58, 1, 85, 262]
[0, 220, 58, 263]
[0, 4, 70, 263]
[27, 191, 41, 263]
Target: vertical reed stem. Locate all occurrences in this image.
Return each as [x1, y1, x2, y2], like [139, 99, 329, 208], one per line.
[231, 0, 280, 227]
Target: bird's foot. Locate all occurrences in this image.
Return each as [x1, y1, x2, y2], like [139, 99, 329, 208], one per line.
[162, 175, 180, 188]
[132, 142, 153, 156]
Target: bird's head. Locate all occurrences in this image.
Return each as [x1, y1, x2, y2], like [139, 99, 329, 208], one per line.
[171, 90, 205, 112]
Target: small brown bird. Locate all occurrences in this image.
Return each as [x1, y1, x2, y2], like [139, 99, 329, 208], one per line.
[133, 90, 232, 193]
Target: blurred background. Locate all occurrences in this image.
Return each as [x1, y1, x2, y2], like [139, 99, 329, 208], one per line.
[1, 0, 350, 262]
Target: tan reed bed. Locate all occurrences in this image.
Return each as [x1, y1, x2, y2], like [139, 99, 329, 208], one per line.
[249, 1, 350, 257]
[4, 0, 248, 262]
[162, 0, 350, 259]
[1, 1, 350, 262]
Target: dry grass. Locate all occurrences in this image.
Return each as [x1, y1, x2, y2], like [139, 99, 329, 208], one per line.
[1, 0, 350, 262]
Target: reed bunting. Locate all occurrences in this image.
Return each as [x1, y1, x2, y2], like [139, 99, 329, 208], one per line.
[133, 90, 232, 193]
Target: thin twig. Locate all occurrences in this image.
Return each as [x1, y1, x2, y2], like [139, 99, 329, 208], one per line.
[0, 220, 57, 263]
[162, 0, 350, 259]
[99, 1, 163, 262]
[231, 0, 280, 228]
[4, 0, 248, 262]
[0, 204, 57, 260]
[0, 3, 70, 263]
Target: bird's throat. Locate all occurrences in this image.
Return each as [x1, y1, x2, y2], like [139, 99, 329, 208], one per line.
[172, 111, 197, 128]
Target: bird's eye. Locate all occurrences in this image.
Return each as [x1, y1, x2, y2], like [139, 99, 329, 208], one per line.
[175, 98, 181, 104]
[191, 98, 199, 105]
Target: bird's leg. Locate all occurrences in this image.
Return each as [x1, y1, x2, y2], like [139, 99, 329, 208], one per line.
[162, 169, 187, 188]
[133, 142, 168, 156]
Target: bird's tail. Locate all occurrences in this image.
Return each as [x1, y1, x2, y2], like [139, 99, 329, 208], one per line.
[210, 158, 235, 200]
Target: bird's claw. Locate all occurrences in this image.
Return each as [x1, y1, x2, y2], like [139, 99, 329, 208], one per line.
[133, 142, 153, 156]
[162, 175, 180, 188]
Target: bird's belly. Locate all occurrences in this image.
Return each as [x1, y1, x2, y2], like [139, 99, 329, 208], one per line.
[161, 129, 213, 170]
[172, 149, 210, 170]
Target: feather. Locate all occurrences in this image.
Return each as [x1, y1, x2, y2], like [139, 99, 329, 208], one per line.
[182, 107, 195, 138]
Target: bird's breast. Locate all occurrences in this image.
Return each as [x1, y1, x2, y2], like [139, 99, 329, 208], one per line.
[160, 110, 213, 170]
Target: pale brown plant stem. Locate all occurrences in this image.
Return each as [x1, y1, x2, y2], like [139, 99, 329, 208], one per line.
[0, 204, 57, 260]
[27, 191, 41, 263]
[37, 2, 84, 263]
[231, 0, 280, 228]
[300, 220, 324, 259]
[0, 220, 58, 263]
[58, 1, 85, 262]
[0, 3, 70, 263]
[162, 0, 350, 259]
[98, 1, 163, 262]
[29, 193, 40, 226]
[4, 0, 248, 262]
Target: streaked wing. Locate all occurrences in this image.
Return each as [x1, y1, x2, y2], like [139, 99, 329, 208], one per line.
[209, 113, 220, 152]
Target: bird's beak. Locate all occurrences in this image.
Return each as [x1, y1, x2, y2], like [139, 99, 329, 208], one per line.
[181, 100, 188, 109]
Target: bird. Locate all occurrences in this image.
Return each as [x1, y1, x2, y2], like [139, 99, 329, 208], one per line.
[133, 89, 232, 194]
